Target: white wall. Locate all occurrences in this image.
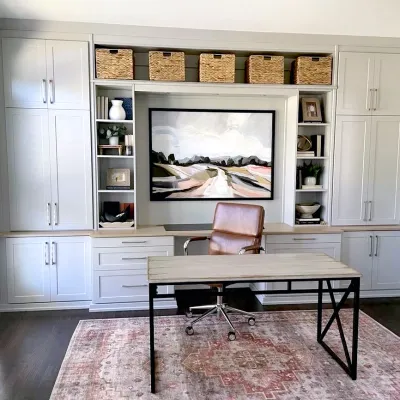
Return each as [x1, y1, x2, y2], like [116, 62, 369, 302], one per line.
[135, 94, 286, 225]
[2, 0, 400, 38]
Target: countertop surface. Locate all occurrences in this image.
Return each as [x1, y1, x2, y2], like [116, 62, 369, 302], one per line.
[1, 223, 399, 238]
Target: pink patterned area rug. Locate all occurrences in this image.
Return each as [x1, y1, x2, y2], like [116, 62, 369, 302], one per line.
[50, 310, 400, 399]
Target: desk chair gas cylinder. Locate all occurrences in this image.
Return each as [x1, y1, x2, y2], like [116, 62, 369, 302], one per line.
[183, 202, 265, 341]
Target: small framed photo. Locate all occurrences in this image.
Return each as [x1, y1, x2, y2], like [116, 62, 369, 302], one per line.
[301, 98, 323, 122]
[106, 168, 131, 190]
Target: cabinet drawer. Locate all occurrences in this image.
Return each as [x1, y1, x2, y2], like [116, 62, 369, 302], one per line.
[93, 246, 173, 270]
[266, 234, 341, 244]
[92, 236, 173, 248]
[93, 270, 168, 304]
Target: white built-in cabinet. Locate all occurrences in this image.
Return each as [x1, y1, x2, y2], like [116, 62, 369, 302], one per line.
[337, 52, 400, 115]
[342, 231, 400, 291]
[2, 38, 89, 110]
[332, 116, 400, 225]
[6, 108, 93, 231]
[6, 236, 91, 303]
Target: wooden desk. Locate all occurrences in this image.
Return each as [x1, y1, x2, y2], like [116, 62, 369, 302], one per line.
[147, 253, 361, 394]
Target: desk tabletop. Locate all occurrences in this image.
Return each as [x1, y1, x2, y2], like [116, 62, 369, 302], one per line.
[147, 253, 362, 284]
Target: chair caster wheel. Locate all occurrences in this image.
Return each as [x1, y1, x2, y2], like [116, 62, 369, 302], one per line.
[185, 326, 194, 336]
[228, 332, 236, 341]
[248, 317, 256, 326]
[185, 311, 193, 318]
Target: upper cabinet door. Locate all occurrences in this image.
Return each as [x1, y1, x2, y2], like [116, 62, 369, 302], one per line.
[46, 40, 89, 110]
[368, 117, 400, 224]
[332, 116, 371, 225]
[6, 109, 52, 231]
[372, 54, 400, 115]
[336, 52, 374, 115]
[2, 38, 47, 108]
[49, 110, 93, 230]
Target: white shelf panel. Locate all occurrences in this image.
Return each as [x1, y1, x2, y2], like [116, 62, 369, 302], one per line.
[94, 79, 133, 89]
[97, 155, 134, 159]
[96, 119, 134, 124]
[98, 189, 135, 193]
[296, 189, 327, 193]
[298, 123, 330, 126]
[297, 157, 328, 160]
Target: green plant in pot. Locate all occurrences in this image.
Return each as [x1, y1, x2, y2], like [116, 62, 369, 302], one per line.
[302, 162, 323, 186]
[98, 125, 127, 145]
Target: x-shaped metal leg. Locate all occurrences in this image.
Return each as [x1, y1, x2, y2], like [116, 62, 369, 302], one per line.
[317, 278, 360, 380]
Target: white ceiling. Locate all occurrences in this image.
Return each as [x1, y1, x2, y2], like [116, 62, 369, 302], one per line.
[1, 0, 400, 38]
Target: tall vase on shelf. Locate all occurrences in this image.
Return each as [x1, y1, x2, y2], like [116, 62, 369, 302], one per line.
[109, 100, 126, 120]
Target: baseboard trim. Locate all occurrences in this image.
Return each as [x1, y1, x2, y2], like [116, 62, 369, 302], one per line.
[89, 299, 177, 312]
[0, 300, 91, 312]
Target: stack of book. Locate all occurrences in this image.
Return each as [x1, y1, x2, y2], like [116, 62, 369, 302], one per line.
[297, 151, 315, 158]
[296, 217, 321, 225]
[96, 96, 109, 119]
[311, 134, 324, 157]
[301, 184, 323, 190]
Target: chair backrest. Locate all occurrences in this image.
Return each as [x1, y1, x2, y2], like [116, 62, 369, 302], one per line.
[208, 202, 265, 255]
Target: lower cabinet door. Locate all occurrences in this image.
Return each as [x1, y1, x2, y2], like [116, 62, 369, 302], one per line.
[266, 243, 341, 291]
[50, 236, 91, 301]
[372, 232, 400, 290]
[6, 238, 51, 303]
[341, 233, 373, 290]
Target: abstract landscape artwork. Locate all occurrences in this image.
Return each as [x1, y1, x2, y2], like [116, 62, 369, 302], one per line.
[149, 109, 275, 200]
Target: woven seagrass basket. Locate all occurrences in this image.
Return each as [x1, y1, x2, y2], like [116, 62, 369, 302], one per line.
[292, 56, 332, 85]
[246, 55, 284, 84]
[199, 53, 235, 83]
[149, 51, 185, 81]
[96, 48, 134, 80]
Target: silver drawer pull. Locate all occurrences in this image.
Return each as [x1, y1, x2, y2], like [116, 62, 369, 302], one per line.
[121, 241, 147, 244]
[122, 285, 137, 288]
[122, 257, 147, 260]
[292, 238, 316, 241]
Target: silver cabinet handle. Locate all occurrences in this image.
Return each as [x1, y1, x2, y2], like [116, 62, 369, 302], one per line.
[44, 242, 49, 265]
[368, 201, 372, 221]
[293, 238, 316, 241]
[122, 257, 147, 260]
[42, 79, 47, 103]
[54, 203, 58, 225]
[363, 201, 368, 221]
[369, 235, 373, 257]
[368, 89, 373, 111]
[51, 242, 56, 265]
[47, 203, 51, 226]
[121, 241, 147, 244]
[121, 285, 136, 288]
[375, 235, 379, 257]
[373, 89, 378, 111]
[49, 79, 54, 104]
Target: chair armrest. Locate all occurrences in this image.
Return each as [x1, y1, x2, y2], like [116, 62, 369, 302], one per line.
[238, 245, 265, 255]
[184, 236, 210, 255]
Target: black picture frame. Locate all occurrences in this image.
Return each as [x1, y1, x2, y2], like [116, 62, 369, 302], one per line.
[148, 108, 276, 201]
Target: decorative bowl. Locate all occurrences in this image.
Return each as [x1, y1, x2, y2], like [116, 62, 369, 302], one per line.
[295, 203, 321, 219]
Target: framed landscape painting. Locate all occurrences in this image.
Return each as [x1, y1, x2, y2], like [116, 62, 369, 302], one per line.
[149, 108, 275, 201]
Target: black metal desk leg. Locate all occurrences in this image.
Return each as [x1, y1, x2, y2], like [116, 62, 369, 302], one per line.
[317, 280, 323, 342]
[149, 283, 156, 393]
[351, 277, 360, 380]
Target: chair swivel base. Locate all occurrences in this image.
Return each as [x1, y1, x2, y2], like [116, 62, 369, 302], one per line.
[185, 303, 256, 341]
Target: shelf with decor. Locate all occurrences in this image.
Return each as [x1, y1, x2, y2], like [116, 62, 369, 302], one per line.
[92, 79, 136, 230]
[298, 122, 330, 127]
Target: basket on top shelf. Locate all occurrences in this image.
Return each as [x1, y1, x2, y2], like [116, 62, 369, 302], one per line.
[246, 55, 284, 84]
[96, 48, 134, 80]
[149, 51, 185, 81]
[199, 53, 235, 83]
[292, 56, 332, 85]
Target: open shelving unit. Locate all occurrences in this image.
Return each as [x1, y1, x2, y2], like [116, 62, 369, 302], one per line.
[92, 80, 136, 230]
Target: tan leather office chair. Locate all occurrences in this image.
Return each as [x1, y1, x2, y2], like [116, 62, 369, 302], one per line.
[184, 202, 265, 341]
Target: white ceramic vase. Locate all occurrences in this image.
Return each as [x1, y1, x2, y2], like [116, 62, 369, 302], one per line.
[109, 100, 126, 120]
[304, 176, 317, 186]
[109, 136, 119, 146]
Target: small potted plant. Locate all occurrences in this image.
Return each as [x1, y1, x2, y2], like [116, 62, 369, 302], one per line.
[302, 162, 323, 186]
[98, 125, 127, 145]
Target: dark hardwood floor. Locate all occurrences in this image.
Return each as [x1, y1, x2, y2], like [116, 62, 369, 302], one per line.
[0, 291, 399, 400]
